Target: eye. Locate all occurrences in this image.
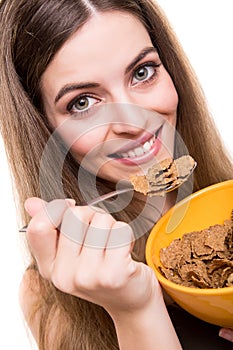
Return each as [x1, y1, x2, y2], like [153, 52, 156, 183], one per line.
[131, 63, 160, 86]
[67, 95, 100, 115]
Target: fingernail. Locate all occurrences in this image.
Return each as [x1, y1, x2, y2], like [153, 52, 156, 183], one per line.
[65, 198, 76, 207]
[219, 329, 233, 342]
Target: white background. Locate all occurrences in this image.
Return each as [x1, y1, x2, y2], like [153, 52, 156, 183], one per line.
[1, 1, 233, 348]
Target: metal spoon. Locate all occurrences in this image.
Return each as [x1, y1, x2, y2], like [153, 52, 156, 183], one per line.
[19, 160, 196, 233]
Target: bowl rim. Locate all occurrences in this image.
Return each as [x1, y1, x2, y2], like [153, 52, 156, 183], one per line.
[146, 179, 233, 295]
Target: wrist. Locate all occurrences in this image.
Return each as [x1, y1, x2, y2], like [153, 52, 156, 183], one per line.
[108, 287, 165, 324]
[108, 292, 182, 350]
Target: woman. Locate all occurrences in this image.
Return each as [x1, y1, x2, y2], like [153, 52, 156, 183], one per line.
[0, 0, 232, 349]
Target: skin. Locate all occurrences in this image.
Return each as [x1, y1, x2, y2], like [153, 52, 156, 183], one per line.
[22, 10, 233, 348]
[40, 11, 178, 182]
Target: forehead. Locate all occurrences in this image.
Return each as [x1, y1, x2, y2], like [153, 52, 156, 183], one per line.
[59, 10, 150, 54]
[41, 11, 152, 89]
[60, 11, 147, 52]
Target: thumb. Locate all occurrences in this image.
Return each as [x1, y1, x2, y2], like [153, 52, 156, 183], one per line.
[24, 197, 47, 217]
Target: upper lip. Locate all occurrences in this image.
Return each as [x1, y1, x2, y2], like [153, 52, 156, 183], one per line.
[108, 124, 163, 156]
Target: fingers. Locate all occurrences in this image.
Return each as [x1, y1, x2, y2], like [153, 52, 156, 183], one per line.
[60, 206, 95, 251]
[25, 198, 136, 304]
[83, 209, 116, 249]
[53, 207, 116, 292]
[107, 221, 134, 251]
[25, 197, 75, 217]
[60, 206, 121, 250]
[219, 328, 233, 342]
[24, 197, 47, 217]
[26, 199, 75, 278]
[50, 207, 126, 296]
[104, 221, 136, 277]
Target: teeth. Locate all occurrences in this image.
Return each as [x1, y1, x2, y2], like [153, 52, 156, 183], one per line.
[117, 134, 156, 159]
[134, 147, 144, 156]
[128, 150, 136, 158]
[143, 141, 151, 151]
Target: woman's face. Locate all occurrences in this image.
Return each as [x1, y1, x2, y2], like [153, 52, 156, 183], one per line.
[41, 11, 178, 183]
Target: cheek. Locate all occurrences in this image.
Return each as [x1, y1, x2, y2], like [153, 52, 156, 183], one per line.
[142, 69, 178, 116]
[68, 126, 108, 160]
[70, 137, 91, 159]
[164, 85, 178, 128]
[163, 77, 179, 115]
[157, 80, 178, 113]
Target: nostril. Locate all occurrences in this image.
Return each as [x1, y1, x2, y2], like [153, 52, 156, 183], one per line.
[111, 123, 144, 136]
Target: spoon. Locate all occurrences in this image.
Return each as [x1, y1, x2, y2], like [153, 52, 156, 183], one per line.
[19, 158, 196, 233]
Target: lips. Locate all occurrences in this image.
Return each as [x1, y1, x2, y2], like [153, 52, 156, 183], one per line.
[108, 125, 163, 165]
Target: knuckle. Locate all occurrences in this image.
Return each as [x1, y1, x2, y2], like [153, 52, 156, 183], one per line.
[51, 273, 63, 291]
[48, 198, 70, 211]
[90, 211, 116, 229]
[77, 205, 95, 217]
[98, 272, 125, 290]
[51, 268, 70, 293]
[61, 207, 90, 236]
[27, 219, 50, 237]
[63, 206, 90, 224]
[96, 210, 114, 219]
[62, 206, 79, 221]
[74, 271, 96, 291]
[113, 221, 132, 232]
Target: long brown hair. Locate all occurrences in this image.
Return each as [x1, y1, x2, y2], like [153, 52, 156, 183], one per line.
[0, 0, 232, 349]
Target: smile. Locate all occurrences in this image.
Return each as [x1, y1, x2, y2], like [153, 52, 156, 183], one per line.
[108, 125, 163, 165]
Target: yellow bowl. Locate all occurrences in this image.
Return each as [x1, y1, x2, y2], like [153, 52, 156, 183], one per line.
[146, 179, 233, 328]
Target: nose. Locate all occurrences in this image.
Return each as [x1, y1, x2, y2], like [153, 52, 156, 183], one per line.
[105, 81, 153, 136]
[107, 102, 146, 136]
[111, 123, 144, 136]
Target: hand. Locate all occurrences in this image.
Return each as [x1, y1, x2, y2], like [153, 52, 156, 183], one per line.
[219, 328, 233, 342]
[25, 197, 163, 316]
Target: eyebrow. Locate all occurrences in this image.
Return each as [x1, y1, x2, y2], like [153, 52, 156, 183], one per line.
[125, 46, 157, 74]
[54, 46, 157, 104]
[55, 82, 100, 104]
